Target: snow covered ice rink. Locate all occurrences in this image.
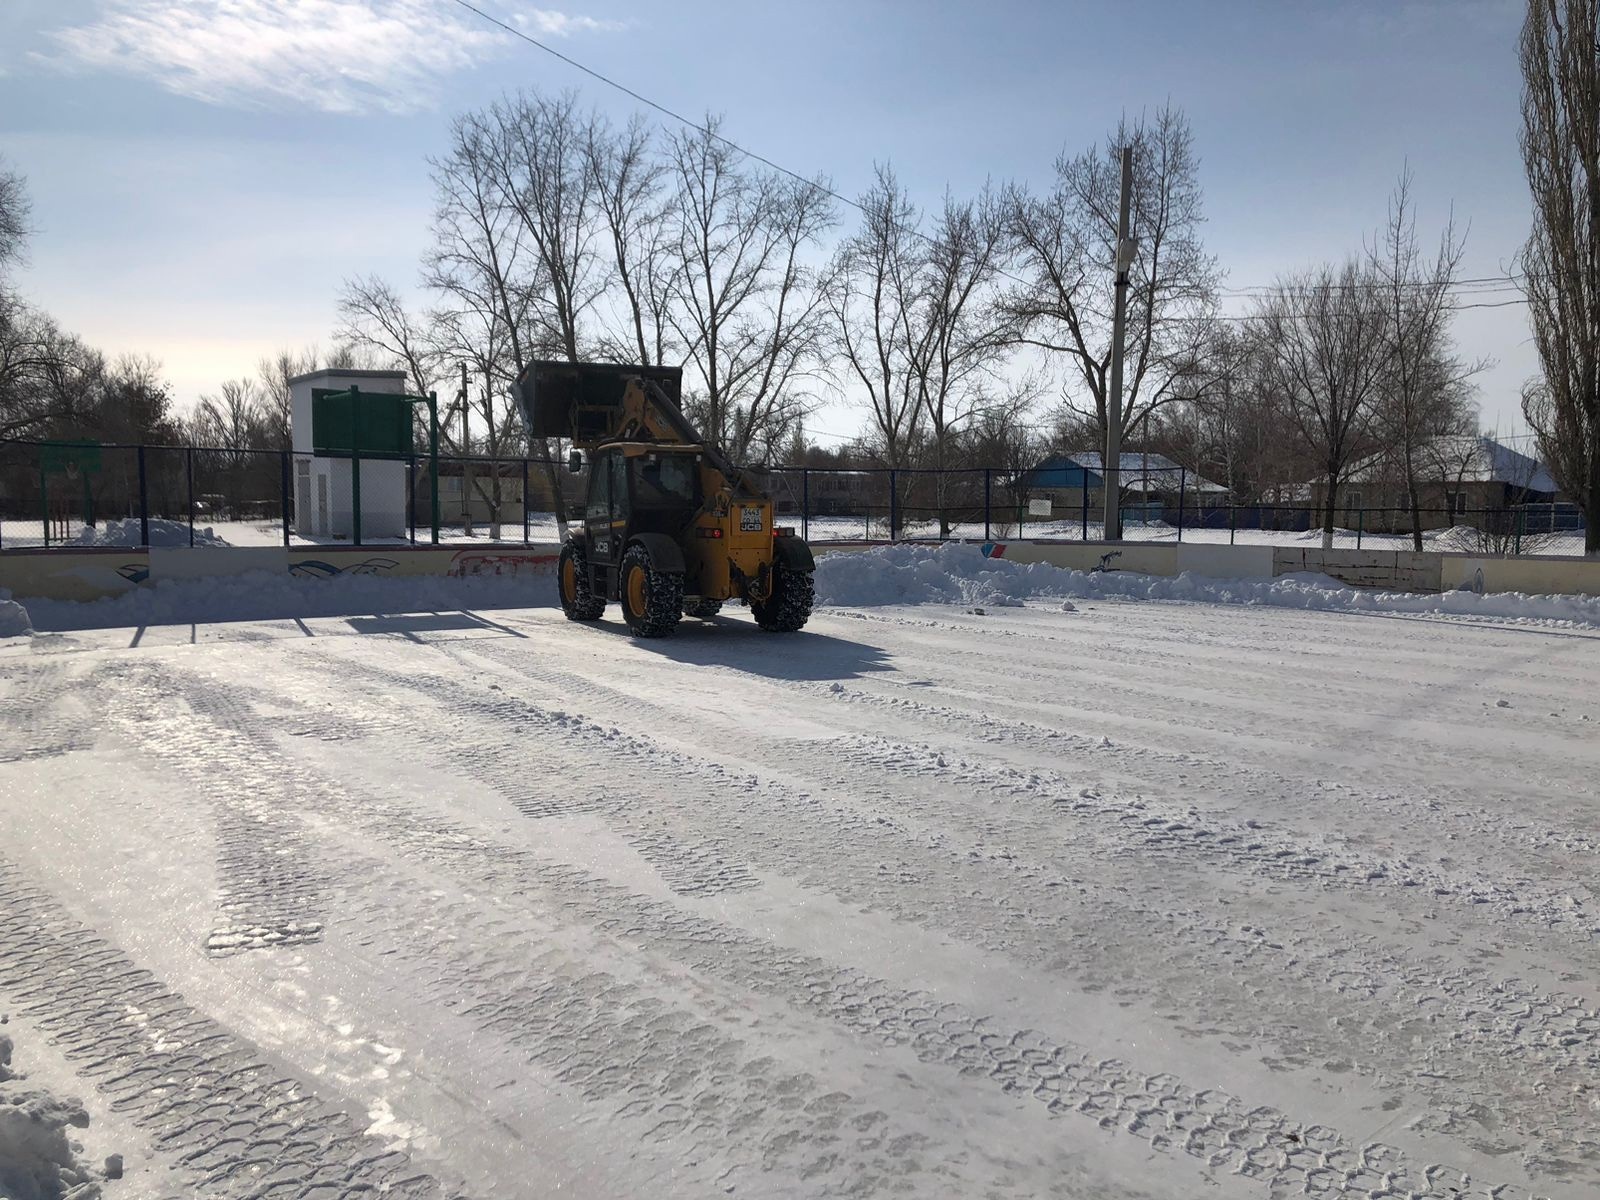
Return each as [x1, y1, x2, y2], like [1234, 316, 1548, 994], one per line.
[2, 566, 1599, 1198]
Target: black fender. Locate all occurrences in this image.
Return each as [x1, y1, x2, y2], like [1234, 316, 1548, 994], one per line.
[772, 536, 815, 573]
[626, 532, 686, 574]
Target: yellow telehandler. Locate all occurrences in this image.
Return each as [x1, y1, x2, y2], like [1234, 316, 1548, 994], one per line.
[512, 360, 815, 638]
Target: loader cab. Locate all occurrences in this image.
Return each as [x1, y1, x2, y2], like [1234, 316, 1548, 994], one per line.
[582, 443, 703, 571]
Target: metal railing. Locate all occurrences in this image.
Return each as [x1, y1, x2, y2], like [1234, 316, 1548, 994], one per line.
[0, 439, 1588, 557]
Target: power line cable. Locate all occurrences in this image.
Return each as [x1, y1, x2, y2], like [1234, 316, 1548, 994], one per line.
[449, 1, 1536, 305]
[449, 0, 1540, 447]
[447, 0, 863, 216]
[455, 0, 1543, 317]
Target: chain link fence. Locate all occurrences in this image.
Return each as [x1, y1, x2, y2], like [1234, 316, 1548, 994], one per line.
[1, 439, 1589, 557]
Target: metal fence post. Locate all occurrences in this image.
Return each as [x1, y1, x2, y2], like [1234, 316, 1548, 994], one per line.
[1357, 508, 1364, 550]
[408, 455, 417, 545]
[1515, 506, 1524, 556]
[186, 446, 195, 548]
[350, 387, 362, 547]
[1177, 470, 1186, 543]
[280, 450, 291, 547]
[522, 457, 530, 546]
[136, 444, 149, 548]
[802, 468, 810, 543]
[983, 468, 992, 541]
[1081, 471, 1089, 541]
[1229, 503, 1237, 546]
[40, 462, 49, 547]
[888, 469, 898, 542]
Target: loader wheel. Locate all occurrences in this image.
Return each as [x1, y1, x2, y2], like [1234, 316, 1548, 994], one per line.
[619, 544, 683, 638]
[682, 598, 723, 619]
[558, 541, 606, 622]
[752, 565, 814, 633]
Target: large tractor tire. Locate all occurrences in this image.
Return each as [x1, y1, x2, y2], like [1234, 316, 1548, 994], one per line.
[682, 598, 723, 620]
[619, 543, 684, 638]
[557, 540, 606, 622]
[752, 565, 814, 633]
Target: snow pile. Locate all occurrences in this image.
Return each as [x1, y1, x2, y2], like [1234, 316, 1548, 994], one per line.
[813, 542, 1600, 629]
[815, 541, 1082, 609]
[67, 517, 228, 548]
[0, 1032, 100, 1200]
[0, 590, 31, 638]
[18, 569, 554, 633]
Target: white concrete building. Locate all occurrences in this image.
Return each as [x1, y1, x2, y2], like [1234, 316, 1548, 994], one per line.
[288, 368, 409, 540]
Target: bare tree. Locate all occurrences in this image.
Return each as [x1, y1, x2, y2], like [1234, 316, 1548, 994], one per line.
[587, 115, 676, 365]
[1519, 0, 1600, 553]
[665, 118, 835, 463]
[491, 91, 609, 363]
[1367, 169, 1481, 549]
[826, 165, 926, 471]
[424, 110, 564, 534]
[1003, 104, 1220, 455]
[1254, 260, 1391, 548]
[337, 277, 443, 398]
[911, 185, 1012, 533]
[0, 158, 29, 282]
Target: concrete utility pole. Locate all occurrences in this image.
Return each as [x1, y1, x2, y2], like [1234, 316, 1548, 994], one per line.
[459, 361, 473, 537]
[1102, 145, 1135, 542]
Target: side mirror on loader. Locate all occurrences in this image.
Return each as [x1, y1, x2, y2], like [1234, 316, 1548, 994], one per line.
[567, 449, 583, 473]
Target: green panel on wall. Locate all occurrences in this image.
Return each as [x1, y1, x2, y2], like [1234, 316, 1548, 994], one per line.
[312, 388, 411, 456]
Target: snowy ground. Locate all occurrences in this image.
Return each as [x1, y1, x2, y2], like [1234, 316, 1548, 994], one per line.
[5, 512, 1590, 556]
[2, 574, 1598, 1198]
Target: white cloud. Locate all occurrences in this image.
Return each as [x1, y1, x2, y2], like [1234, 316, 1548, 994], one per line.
[45, 0, 625, 115]
[513, 7, 627, 37]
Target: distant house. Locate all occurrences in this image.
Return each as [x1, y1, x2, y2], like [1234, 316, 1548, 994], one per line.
[1013, 452, 1227, 519]
[746, 467, 883, 516]
[410, 460, 530, 525]
[1316, 436, 1560, 527]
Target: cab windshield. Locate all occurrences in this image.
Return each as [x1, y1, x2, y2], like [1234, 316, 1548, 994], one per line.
[635, 453, 698, 507]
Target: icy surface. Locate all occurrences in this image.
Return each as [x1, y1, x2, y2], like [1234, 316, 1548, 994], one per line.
[1, 585, 1598, 1198]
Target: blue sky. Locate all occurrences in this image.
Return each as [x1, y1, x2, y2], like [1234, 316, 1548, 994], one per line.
[0, 0, 1535, 440]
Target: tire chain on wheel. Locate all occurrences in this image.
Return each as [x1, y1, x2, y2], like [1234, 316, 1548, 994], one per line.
[681, 598, 723, 619]
[620, 544, 683, 638]
[558, 541, 605, 621]
[753, 566, 813, 632]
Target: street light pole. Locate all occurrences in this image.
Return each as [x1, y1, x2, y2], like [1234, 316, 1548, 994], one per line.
[1102, 145, 1135, 543]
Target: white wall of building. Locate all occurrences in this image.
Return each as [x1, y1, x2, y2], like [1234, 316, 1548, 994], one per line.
[288, 369, 409, 540]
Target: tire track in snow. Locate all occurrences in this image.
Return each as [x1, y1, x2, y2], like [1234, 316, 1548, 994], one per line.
[453, 636, 1596, 939]
[0, 857, 453, 1200]
[382, 641, 1600, 1182]
[94, 661, 326, 955]
[172, 649, 1561, 1200]
[324, 853, 948, 1198]
[0, 661, 97, 763]
[820, 607, 1600, 792]
[95, 656, 1548, 1200]
[78, 669, 1028, 1196]
[804, 675, 1600, 865]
